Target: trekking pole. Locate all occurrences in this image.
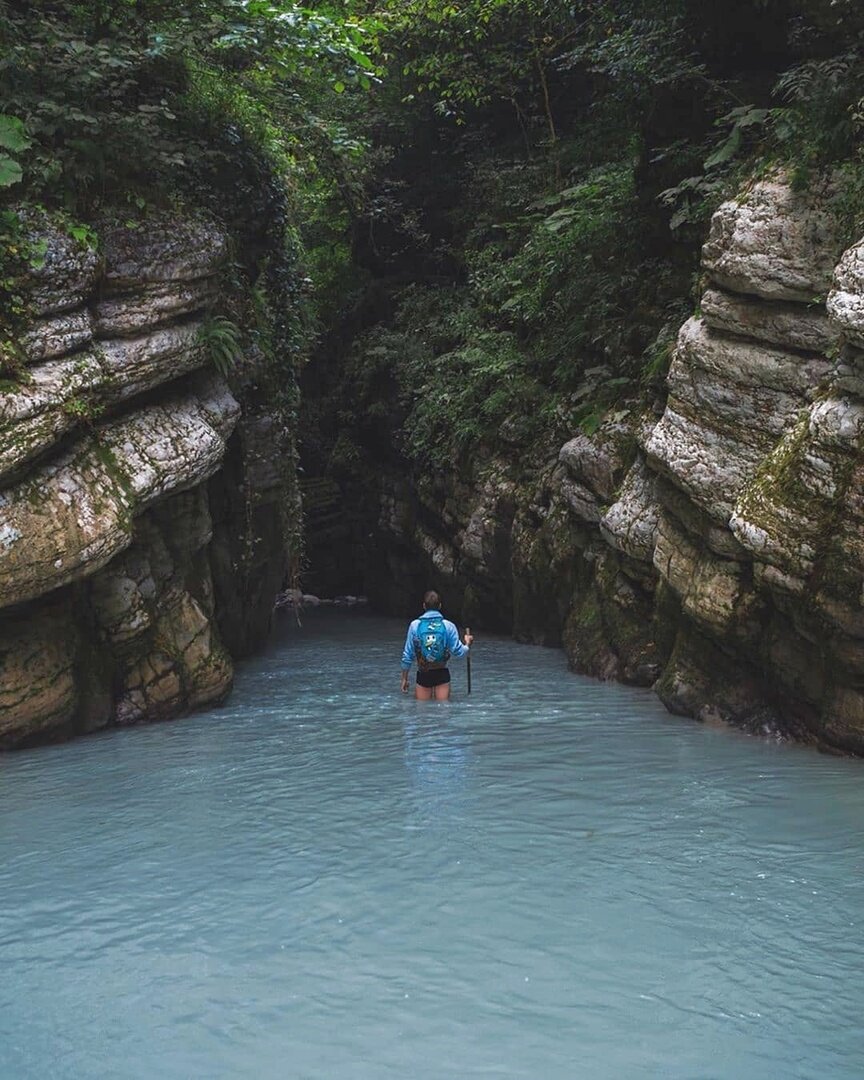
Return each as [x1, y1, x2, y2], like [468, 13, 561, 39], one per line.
[465, 626, 472, 695]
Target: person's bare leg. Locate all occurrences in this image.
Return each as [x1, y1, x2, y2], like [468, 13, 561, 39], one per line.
[433, 683, 451, 701]
[415, 684, 433, 701]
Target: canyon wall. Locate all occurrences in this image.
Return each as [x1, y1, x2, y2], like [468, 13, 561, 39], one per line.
[0, 213, 296, 747]
[368, 175, 864, 753]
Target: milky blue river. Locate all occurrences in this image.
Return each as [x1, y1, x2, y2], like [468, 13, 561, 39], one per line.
[2, 609, 864, 1079]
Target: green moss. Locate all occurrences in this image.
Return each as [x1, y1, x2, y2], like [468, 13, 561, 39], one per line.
[739, 414, 812, 516]
[736, 402, 864, 613]
[90, 439, 137, 527]
[0, 376, 29, 393]
[62, 396, 104, 423]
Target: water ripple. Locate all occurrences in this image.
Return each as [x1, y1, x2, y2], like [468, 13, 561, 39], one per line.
[2, 609, 864, 1079]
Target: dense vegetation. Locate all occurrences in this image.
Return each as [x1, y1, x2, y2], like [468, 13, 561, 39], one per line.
[2, 0, 864, 586]
[0, 0, 384, 383]
[296, 0, 864, 588]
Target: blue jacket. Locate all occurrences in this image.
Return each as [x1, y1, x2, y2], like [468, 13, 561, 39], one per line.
[401, 610, 468, 671]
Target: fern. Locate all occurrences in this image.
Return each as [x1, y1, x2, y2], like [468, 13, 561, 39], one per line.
[772, 51, 864, 169]
[198, 315, 243, 377]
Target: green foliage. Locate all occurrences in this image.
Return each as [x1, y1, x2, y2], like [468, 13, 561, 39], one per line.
[0, 0, 396, 501]
[557, 2, 704, 99]
[402, 324, 548, 464]
[767, 45, 864, 237]
[198, 315, 244, 377]
[640, 326, 678, 388]
[468, 164, 634, 343]
[654, 6, 864, 235]
[0, 115, 31, 188]
[703, 107, 771, 171]
[334, 136, 693, 472]
[0, 209, 35, 376]
[384, 0, 569, 116]
[830, 161, 864, 246]
[657, 107, 767, 234]
[62, 395, 104, 423]
[773, 53, 864, 168]
[0, 0, 382, 214]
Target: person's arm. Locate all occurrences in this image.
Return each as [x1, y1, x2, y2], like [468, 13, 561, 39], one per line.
[447, 621, 472, 658]
[400, 621, 416, 692]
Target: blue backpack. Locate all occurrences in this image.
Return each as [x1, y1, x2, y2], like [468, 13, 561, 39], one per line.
[415, 614, 450, 668]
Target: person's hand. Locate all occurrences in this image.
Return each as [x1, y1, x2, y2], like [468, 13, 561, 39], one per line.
[400, 671, 409, 694]
[463, 632, 474, 646]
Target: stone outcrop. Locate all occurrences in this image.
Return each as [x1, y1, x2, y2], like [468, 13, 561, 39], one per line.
[0, 375, 239, 609]
[0, 211, 296, 747]
[700, 174, 839, 302]
[368, 173, 864, 754]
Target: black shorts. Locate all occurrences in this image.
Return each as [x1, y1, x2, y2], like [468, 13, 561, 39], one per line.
[416, 667, 451, 689]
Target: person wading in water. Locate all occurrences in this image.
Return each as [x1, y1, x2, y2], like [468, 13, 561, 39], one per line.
[400, 591, 473, 700]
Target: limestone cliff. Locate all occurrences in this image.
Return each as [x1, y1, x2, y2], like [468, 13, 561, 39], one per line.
[0, 213, 296, 747]
[366, 174, 864, 754]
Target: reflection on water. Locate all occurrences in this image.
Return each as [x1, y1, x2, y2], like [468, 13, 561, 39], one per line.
[2, 609, 864, 1080]
[403, 718, 473, 801]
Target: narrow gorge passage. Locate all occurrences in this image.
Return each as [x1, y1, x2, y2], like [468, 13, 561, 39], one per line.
[2, 609, 864, 1080]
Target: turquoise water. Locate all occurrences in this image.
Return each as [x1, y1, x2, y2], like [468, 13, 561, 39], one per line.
[2, 609, 864, 1079]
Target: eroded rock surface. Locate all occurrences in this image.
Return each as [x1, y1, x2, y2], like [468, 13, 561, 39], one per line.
[576, 177, 864, 750]
[701, 174, 842, 302]
[0, 212, 296, 747]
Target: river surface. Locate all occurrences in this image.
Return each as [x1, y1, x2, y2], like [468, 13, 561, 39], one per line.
[2, 610, 864, 1079]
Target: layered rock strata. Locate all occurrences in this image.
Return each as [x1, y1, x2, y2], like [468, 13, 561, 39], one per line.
[371, 174, 864, 753]
[0, 213, 293, 747]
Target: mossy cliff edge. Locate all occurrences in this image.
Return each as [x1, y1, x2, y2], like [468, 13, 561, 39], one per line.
[343, 174, 864, 754]
[0, 212, 299, 747]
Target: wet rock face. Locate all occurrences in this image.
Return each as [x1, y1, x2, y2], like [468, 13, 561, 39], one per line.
[0, 212, 294, 748]
[372, 172, 864, 753]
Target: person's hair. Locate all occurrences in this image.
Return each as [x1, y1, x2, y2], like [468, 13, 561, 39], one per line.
[423, 590, 441, 610]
